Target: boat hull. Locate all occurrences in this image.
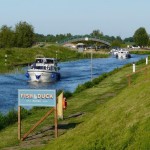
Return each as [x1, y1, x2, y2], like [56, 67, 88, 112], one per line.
[27, 70, 60, 82]
[116, 52, 131, 59]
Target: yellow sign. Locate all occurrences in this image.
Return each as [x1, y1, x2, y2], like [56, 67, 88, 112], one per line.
[57, 92, 63, 119]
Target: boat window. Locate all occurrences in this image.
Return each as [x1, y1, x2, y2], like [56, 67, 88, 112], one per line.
[35, 66, 44, 69]
[47, 59, 54, 64]
[36, 59, 43, 63]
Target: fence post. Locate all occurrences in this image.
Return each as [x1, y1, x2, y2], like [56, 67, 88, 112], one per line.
[146, 57, 148, 65]
[133, 63, 135, 73]
[18, 106, 21, 140]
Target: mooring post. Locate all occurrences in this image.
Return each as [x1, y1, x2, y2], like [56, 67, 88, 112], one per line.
[5, 54, 7, 66]
[133, 63, 135, 73]
[146, 57, 148, 65]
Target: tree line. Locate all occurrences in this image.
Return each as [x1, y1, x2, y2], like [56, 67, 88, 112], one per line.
[0, 21, 34, 48]
[34, 28, 150, 48]
[35, 30, 121, 44]
[0, 21, 149, 48]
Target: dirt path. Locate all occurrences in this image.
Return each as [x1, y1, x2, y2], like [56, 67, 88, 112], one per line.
[2, 112, 84, 150]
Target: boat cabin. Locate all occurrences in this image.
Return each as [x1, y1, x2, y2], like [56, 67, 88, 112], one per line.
[31, 58, 59, 71]
[35, 58, 57, 64]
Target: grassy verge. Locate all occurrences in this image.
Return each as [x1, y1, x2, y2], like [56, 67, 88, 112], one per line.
[130, 49, 150, 55]
[0, 59, 149, 149]
[44, 61, 150, 150]
[51, 82, 149, 149]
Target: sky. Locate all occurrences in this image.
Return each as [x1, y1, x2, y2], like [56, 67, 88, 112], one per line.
[0, 0, 149, 39]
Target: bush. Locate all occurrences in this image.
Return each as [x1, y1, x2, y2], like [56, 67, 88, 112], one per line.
[0, 113, 5, 130]
[92, 78, 100, 85]
[64, 91, 73, 98]
[0, 108, 31, 131]
[57, 90, 72, 98]
[5, 109, 18, 125]
[74, 69, 122, 94]
[84, 81, 94, 88]
[74, 84, 87, 94]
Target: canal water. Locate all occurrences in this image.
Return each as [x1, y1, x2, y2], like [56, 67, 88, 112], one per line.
[0, 54, 147, 114]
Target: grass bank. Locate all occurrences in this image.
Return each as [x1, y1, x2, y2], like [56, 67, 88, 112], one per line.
[48, 78, 150, 150]
[129, 49, 150, 55]
[44, 61, 150, 150]
[0, 45, 109, 73]
[0, 58, 149, 150]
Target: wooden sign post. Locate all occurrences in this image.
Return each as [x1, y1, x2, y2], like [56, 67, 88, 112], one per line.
[18, 106, 21, 140]
[18, 89, 58, 141]
[54, 106, 58, 138]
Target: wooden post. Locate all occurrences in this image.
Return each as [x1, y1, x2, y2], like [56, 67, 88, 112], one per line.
[18, 106, 21, 140]
[54, 107, 58, 138]
[22, 108, 54, 141]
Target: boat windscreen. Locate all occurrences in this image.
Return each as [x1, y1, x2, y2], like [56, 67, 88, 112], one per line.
[47, 59, 54, 64]
[31, 66, 46, 69]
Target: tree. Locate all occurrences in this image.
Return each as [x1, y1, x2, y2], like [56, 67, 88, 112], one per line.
[116, 36, 122, 42]
[0, 25, 15, 48]
[133, 27, 149, 47]
[111, 40, 122, 48]
[90, 29, 103, 38]
[15, 21, 34, 48]
[148, 39, 150, 47]
[34, 33, 46, 42]
[124, 37, 134, 43]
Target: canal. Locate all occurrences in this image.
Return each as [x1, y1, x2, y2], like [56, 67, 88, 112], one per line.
[0, 54, 147, 113]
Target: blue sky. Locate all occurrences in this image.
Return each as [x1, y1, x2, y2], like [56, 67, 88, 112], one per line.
[0, 0, 149, 38]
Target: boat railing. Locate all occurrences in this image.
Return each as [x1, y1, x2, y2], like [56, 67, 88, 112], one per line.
[31, 65, 59, 71]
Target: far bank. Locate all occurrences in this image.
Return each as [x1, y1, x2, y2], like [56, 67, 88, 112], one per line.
[0, 45, 109, 73]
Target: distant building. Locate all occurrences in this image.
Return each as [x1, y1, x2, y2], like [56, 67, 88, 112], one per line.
[76, 43, 86, 52]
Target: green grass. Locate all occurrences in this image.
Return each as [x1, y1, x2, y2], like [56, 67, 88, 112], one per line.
[44, 63, 150, 150]
[130, 49, 150, 55]
[0, 60, 149, 150]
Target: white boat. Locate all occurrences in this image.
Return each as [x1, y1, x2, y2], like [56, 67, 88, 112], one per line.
[110, 48, 120, 56]
[25, 58, 61, 82]
[116, 49, 131, 59]
[110, 49, 119, 56]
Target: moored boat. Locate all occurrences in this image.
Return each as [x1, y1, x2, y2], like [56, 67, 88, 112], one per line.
[25, 57, 61, 82]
